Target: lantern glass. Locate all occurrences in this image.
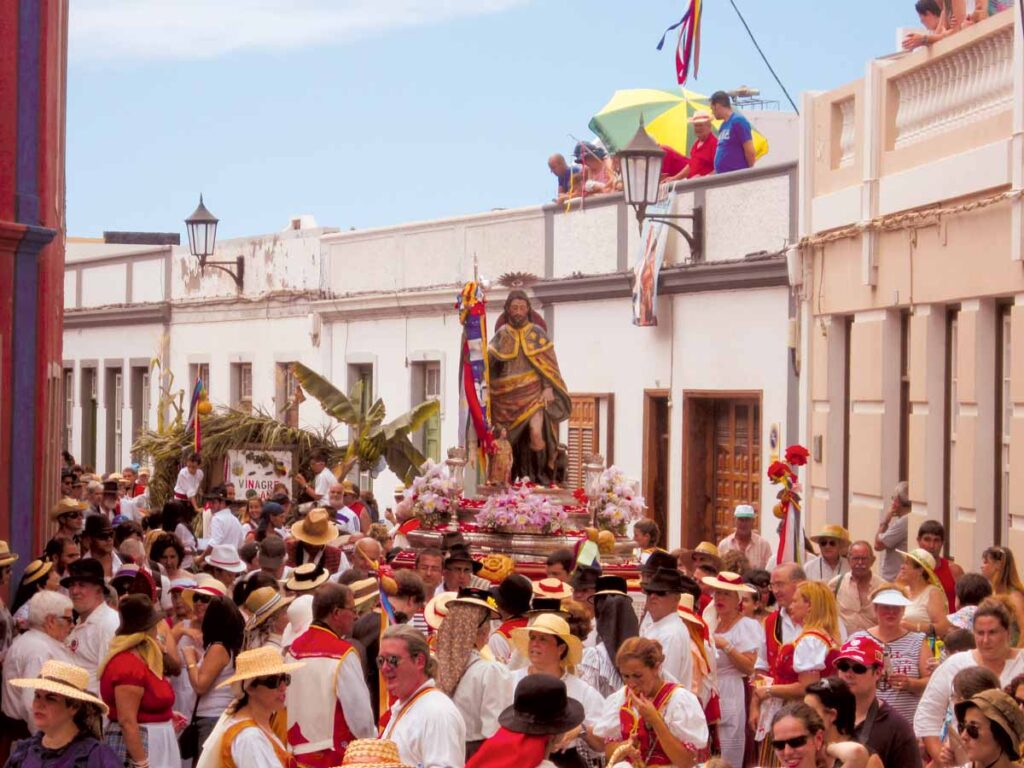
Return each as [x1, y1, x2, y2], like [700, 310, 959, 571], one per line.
[185, 196, 219, 260]
[619, 119, 665, 209]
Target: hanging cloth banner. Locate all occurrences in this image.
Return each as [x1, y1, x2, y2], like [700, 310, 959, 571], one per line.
[632, 192, 675, 327]
[456, 282, 495, 466]
[657, 0, 703, 85]
[185, 377, 203, 452]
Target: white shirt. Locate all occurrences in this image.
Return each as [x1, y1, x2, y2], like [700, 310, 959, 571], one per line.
[313, 467, 337, 501]
[230, 720, 289, 768]
[641, 612, 693, 690]
[381, 679, 466, 768]
[67, 602, 120, 694]
[2, 629, 73, 727]
[336, 646, 376, 739]
[914, 649, 1024, 739]
[453, 652, 513, 741]
[173, 467, 203, 500]
[334, 506, 361, 535]
[209, 508, 245, 550]
[594, 684, 709, 750]
[803, 555, 850, 583]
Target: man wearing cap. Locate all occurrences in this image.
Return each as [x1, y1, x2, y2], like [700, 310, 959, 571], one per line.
[286, 508, 347, 575]
[50, 498, 87, 542]
[207, 484, 245, 551]
[717, 505, 773, 570]
[829, 541, 881, 634]
[640, 568, 693, 689]
[804, 524, 851, 583]
[63, 560, 119, 694]
[286, 583, 375, 767]
[488, 574, 533, 665]
[441, 544, 486, 595]
[835, 635, 922, 768]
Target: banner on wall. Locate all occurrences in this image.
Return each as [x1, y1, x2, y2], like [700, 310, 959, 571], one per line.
[224, 448, 294, 500]
[632, 192, 675, 326]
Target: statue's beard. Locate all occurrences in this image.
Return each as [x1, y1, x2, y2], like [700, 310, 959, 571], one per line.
[509, 315, 529, 328]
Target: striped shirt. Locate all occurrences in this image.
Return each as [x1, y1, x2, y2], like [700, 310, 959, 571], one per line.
[851, 629, 925, 724]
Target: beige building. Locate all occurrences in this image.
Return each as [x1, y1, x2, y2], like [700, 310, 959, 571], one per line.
[796, 10, 1023, 569]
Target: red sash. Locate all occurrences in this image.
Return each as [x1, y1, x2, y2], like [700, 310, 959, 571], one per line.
[618, 683, 682, 766]
[935, 558, 956, 611]
[764, 610, 784, 674]
[496, 617, 528, 639]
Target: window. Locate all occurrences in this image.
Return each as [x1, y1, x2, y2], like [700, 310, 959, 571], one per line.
[411, 361, 442, 462]
[565, 395, 614, 489]
[946, 310, 959, 529]
[1000, 307, 1012, 540]
[141, 373, 151, 431]
[80, 368, 97, 469]
[348, 363, 374, 416]
[899, 310, 910, 483]
[62, 368, 73, 452]
[276, 363, 300, 428]
[113, 372, 123, 469]
[231, 363, 253, 413]
[105, 367, 122, 472]
[189, 362, 210, 393]
[130, 367, 150, 462]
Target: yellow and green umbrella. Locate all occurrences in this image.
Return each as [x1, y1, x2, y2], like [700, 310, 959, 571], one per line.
[588, 87, 768, 160]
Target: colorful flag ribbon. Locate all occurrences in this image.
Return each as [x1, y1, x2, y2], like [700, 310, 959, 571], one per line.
[657, 0, 703, 85]
[185, 378, 203, 452]
[456, 282, 495, 463]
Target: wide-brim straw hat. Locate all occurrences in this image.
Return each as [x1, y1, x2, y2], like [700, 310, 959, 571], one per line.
[811, 524, 851, 544]
[701, 570, 757, 594]
[677, 593, 706, 628]
[21, 559, 52, 586]
[341, 738, 411, 768]
[217, 646, 305, 688]
[244, 587, 294, 630]
[897, 548, 941, 587]
[183, 573, 227, 610]
[0, 540, 19, 568]
[49, 496, 89, 520]
[452, 587, 499, 616]
[285, 563, 331, 592]
[291, 507, 339, 547]
[510, 613, 582, 668]
[531, 578, 573, 601]
[11, 660, 108, 715]
[424, 591, 457, 630]
[350, 578, 380, 611]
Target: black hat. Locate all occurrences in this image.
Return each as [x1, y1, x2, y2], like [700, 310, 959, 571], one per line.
[498, 673, 585, 736]
[642, 550, 677, 576]
[644, 567, 685, 594]
[491, 574, 533, 616]
[444, 543, 482, 574]
[60, 558, 106, 589]
[528, 596, 568, 617]
[101, 480, 119, 496]
[116, 594, 161, 635]
[83, 515, 113, 539]
[591, 575, 629, 600]
[452, 587, 498, 614]
[571, 566, 601, 592]
[205, 486, 228, 502]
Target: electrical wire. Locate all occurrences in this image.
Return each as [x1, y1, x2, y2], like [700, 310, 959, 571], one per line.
[727, 0, 800, 114]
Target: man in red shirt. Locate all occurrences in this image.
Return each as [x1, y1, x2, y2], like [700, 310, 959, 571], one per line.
[686, 114, 717, 178]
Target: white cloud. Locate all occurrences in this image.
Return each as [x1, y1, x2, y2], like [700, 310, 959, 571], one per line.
[69, 0, 530, 62]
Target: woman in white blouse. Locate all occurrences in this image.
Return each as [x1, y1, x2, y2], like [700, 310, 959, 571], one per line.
[592, 636, 709, 767]
[896, 548, 948, 634]
[195, 647, 303, 768]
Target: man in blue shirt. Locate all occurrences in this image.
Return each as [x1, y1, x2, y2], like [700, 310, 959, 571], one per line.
[548, 153, 581, 202]
[711, 91, 755, 174]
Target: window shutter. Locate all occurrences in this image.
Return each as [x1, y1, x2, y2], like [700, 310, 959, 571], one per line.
[567, 395, 599, 489]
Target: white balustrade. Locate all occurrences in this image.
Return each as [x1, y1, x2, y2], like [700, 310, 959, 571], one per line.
[892, 26, 1013, 150]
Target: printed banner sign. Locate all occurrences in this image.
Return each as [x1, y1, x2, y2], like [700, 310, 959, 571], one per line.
[632, 192, 675, 326]
[224, 448, 294, 500]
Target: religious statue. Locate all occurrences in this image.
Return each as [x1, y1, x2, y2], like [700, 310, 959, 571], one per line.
[488, 290, 571, 485]
[487, 426, 514, 487]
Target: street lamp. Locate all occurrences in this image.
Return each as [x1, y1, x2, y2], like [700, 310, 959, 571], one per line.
[185, 195, 244, 290]
[618, 118, 704, 261]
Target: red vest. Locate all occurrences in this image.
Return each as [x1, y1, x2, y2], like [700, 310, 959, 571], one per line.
[935, 557, 956, 610]
[618, 683, 691, 765]
[774, 629, 839, 685]
[764, 610, 784, 675]
[495, 617, 528, 639]
[286, 626, 357, 760]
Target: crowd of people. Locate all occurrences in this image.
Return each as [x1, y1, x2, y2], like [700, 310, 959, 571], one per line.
[902, 0, 1015, 50]
[4, 458, 1024, 768]
[547, 91, 756, 204]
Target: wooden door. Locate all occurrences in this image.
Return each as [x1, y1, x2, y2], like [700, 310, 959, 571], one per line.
[712, 398, 762, 542]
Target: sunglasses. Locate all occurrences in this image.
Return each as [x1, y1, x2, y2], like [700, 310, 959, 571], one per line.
[376, 654, 404, 669]
[958, 722, 982, 739]
[819, 540, 838, 547]
[772, 734, 809, 750]
[835, 660, 871, 675]
[191, 594, 212, 605]
[252, 674, 290, 688]
[92, 532, 113, 540]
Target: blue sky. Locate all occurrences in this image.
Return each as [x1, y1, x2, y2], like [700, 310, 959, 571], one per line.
[67, 1, 913, 239]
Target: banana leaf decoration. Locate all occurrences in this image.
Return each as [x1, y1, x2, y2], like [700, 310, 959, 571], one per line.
[290, 362, 440, 484]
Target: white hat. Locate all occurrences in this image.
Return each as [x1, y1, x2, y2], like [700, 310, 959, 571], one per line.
[871, 588, 912, 607]
[734, 504, 756, 519]
[206, 544, 246, 574]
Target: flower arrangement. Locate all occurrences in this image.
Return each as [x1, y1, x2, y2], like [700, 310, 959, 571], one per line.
[395, 459, 458, 530]
[475, 479, 569, 534]
[590, 466, 646, 536]
[769, 444, 808, 520]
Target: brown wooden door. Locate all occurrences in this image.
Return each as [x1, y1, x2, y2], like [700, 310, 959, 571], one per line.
[712, 399, 762, 542]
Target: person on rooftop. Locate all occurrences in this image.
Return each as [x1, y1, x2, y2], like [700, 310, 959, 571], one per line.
[574, 141, 616, 195]
[710, 91, 755, 174]
[547, 154, 581, 203]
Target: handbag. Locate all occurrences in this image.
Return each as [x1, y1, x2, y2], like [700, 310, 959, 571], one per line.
[178, 696, 202, 760]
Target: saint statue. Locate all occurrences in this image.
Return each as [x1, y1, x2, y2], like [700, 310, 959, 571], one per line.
[488, 290, 571, 485]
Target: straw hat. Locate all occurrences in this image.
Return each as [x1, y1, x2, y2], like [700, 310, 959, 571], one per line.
[692, 541, 721, 561]
[291, 508, 339, 547]
[677, 593, 706, 628]
[510, 613, 582, 668]
[0, 541, 19, 568]
[49, 497, 88, 521]
[183, 573, 227, 610]
[284, 563, 331, 592]
[244, 587, 294, 630]
[531, 578, 573, 601]
[424, 591, 457, 630]
[341, 738, 411, 768]
[811, 524, 850, 544]
[452, 587, 499, 616]
[10, 659, 108, 714]
[21, 559, 52, 586]
[701, 571, 757, 594]
[897, 548, 941, 587]
[350, 578, 380, 612]
[217, 646, 305, 689]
